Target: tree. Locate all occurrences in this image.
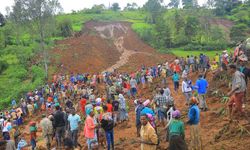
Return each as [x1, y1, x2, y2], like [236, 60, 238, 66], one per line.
[10, 0, 62, 78]
[206, 0, 215, 8]
[143, 0, 163, 24]
[184, 16, 199, 40]
[111, 3, 120, 11]
[230, 23, 248, 43]
[155, 17, 172, 48]
[174, 11, 184, 34]
[0, 13, 5, 27]
[214, 0, 242, 16]
[58, 19, 73, 37]
[182, 0, 198, 8]
[90, 4, 105, 14]
[124, 3, 138, 10]
[131, 3, 138, 9]
[168, 0, 180, 8]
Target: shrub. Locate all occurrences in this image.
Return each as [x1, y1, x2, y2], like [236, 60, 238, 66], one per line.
[58, 19, 73, 37]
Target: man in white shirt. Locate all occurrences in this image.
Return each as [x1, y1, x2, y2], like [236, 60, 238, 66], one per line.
[182, 77, 193, 105]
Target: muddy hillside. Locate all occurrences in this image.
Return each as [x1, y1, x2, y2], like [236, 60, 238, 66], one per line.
[51, 21, 172, 74]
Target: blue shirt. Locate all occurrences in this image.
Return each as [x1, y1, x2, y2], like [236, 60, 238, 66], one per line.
[196, 78, 208, 94]
[67, 114, 81, 131]
[188, 105, 200, 125]
[172, 73, 179, 82]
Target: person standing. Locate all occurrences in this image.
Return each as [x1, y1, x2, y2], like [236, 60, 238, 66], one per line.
[53, 105, 66, 149]
[140, 114, 158, 150]
[112, 98, 120, 125]
[187, 97, 202, 150]
[118, 94, 127, 123]
[40, 114, 53, 150]
[227, 64, 247, 119]
[182, 77, 193, 105]
[2, 119, 12, 140]
[67, 109, 82, 149]
[130, 77, 138, 98]
[154, 89, 169, 127]
[135, 99, 144, 137]
[172, 72, 180, 92]
[168, 110, 187, 150]
[29, 121, 37, 150]
[238, 60, 250, 108]
[84, 109, 98, 150]
[195, 74, 208, 111]
[101, 105, 114, 150]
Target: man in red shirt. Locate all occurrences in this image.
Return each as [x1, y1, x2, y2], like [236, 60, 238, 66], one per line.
[106, 100, 113, 113]
[79, 96, 87, 115]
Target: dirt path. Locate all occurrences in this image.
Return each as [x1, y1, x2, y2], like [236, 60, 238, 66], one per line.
[94, 23, 152, 73]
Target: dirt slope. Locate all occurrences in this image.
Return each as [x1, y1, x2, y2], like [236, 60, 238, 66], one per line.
[50, 21, 172, 74]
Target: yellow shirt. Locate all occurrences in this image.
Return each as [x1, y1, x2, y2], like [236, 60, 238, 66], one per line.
[211, 64, 218, 71]
[214, 55, 219, 63]
[140, 123, 158, 150]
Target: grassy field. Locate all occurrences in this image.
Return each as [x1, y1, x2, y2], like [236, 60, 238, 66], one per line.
[160, 49, 234, 58]
[57, 10, 147, 32]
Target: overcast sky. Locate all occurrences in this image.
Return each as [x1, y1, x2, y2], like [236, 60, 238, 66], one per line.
[0, 0, 207, 15]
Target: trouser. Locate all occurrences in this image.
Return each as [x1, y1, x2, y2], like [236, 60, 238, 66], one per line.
[113, 111, 119, 123]
[105, 130, 114, 150]
[190, 124, 202, 150]
[44, 135, 52, 149]
[70, 129, 80, 148]
[119, 109, 127, 121]
[3, 132, 10, 140]
[174, 81, 179, 91]
[228, 92, 244, 113]
[158, 109, 166, 122]
[184, 92, 192, 104]
[198, 94, 207, 109]
[131, 88, 137, 97]
[30, 138, 36, 150]
[136, 124, 141, 137]
[55, 126, 65, 148]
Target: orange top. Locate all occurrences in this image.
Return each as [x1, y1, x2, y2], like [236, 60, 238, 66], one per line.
[106, 104, 113, 112]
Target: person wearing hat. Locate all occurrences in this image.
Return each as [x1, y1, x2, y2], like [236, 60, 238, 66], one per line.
[40, 114, 53, 150]
[168, 110, 187, 150]
[187, 97, 202, 150]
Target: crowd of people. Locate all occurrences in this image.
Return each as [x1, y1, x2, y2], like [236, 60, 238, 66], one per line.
[0, 47, 249, 150]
